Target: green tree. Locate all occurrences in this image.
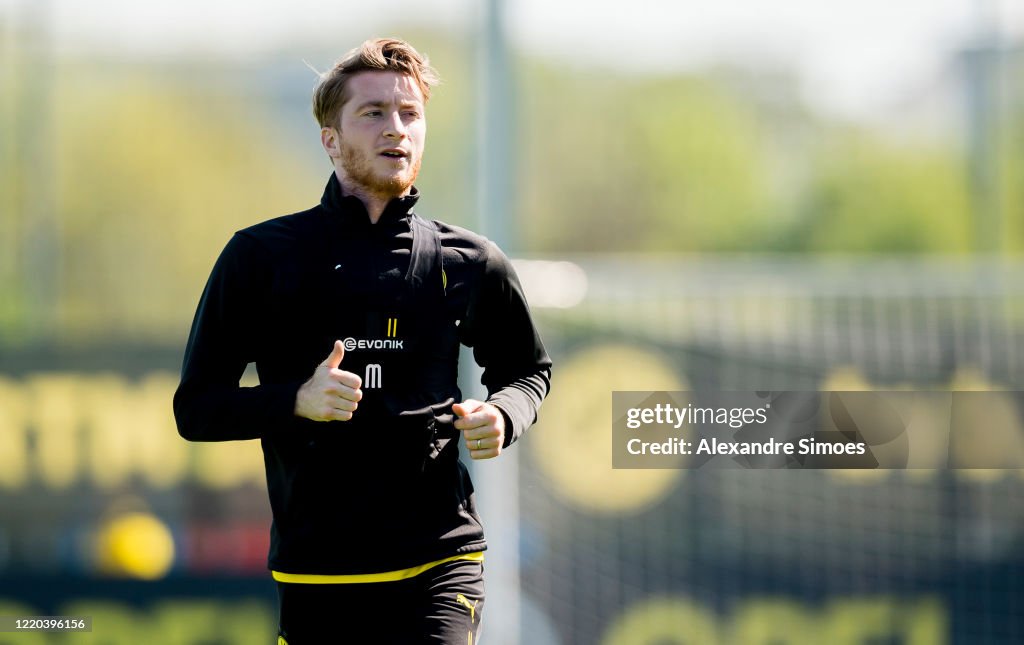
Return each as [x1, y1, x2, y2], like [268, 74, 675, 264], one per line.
[778, 131, 973, 253]
[50, 63, 321, 341]
[519, 67, 776, 252]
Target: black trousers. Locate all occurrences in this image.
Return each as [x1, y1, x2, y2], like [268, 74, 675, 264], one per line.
[276, 559, 485, 644]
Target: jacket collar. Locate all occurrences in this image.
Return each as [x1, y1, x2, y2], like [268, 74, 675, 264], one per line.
[320, 171, 419, 226]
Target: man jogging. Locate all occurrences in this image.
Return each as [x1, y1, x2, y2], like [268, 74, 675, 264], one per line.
[173, 38, 551, 644]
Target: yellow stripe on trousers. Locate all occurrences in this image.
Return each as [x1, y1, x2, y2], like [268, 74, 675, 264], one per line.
[271, 551, 484, 584]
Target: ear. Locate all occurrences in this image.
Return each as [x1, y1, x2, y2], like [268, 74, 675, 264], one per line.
[321, 126, 341, 159]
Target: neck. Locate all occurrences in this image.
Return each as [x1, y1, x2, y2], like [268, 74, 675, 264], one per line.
[335, 170, 408, 225]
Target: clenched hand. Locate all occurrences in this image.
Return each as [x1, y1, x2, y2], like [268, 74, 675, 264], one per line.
[453, 399, 506, 460]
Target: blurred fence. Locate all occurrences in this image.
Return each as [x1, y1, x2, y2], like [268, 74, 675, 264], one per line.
[2, 256, 1024, 644]
[517, 255, 1024, 645]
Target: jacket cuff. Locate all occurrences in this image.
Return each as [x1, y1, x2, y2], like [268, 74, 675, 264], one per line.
[488, 398, 525, 449]
[260, 380, 305, 434]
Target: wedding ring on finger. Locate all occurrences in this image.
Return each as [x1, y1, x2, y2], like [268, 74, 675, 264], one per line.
[475, 439, 482, 450]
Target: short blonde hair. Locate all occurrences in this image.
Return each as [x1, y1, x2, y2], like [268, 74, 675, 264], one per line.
[312, 38, 440, 129]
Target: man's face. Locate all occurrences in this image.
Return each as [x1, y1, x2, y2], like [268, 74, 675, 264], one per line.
[326, 71, 426, 199]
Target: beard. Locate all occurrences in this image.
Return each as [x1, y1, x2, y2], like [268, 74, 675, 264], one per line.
[339, 138, 421, 200]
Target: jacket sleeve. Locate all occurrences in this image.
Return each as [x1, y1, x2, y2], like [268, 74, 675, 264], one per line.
[464, 242, 552, 448]
[173, 233, 303, 441]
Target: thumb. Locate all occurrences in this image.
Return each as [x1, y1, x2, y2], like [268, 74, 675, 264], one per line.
[322, 340, 345, 369]
[453, 399, 484, 418]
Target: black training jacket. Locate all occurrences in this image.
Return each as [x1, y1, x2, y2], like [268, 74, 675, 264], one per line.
[173, 173, 552, 574]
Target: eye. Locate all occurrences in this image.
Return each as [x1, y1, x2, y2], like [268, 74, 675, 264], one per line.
[363, 110, 382, 118]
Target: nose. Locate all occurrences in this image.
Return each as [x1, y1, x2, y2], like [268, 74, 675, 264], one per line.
[382, 110, 407, 140]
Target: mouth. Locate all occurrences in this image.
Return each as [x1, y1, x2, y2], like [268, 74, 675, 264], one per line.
[379, 149, 409, 160]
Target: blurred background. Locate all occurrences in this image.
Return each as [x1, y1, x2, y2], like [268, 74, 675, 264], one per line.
[2, 0, 1024, 642]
